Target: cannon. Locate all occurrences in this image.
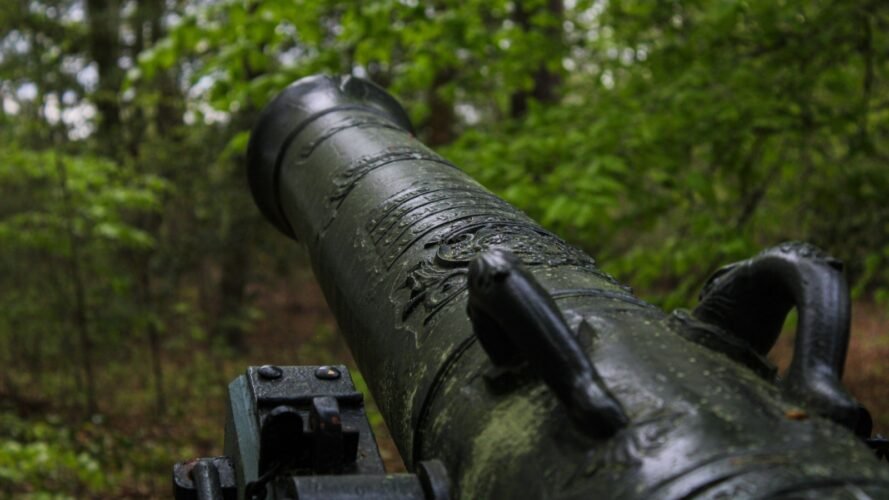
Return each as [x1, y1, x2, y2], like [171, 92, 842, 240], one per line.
[175, 75, 889, 499]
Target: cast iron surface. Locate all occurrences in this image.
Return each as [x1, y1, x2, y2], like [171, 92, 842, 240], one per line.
[173, 457, 237, 500]
[246, 74, 889, 498]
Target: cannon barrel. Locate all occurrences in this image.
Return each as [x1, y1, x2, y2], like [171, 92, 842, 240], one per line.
[246, 75, 889, 498]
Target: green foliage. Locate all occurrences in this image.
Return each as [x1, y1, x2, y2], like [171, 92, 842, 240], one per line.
[3, 1, 889, 496]
[0, 143, 167, 349]
[147, 0, 889, 305]
[0, 147, 164, 252]
[350, 370, 385, 430]
[0, 414, 104, 496]
[137, 0, 577, 143]
[445, 0, 889, 306]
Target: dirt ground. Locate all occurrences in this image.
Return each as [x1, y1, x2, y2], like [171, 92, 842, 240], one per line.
[845, 303, 889, 434]
[769, 301, 889, 434]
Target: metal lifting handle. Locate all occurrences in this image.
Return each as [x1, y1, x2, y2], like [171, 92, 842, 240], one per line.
[694, 242, 861, 429]
[467, 249, 627, 437]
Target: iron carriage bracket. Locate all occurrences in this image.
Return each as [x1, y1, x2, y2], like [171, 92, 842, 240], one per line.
[173, 365, 450, 500]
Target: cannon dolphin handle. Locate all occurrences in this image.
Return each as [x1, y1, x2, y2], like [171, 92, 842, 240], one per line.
[467, 249, 627, 436]
[242, 74, 889, 498]
[693, 242, 861, 430]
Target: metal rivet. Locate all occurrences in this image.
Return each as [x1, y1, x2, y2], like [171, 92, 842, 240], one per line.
[315, 366, 341, 380]
[258, 365, 283, 380]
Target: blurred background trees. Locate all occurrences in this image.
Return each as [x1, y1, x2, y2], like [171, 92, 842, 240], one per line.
[1, 0, 887, 496]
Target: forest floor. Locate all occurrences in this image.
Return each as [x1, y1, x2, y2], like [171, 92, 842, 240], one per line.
[2, 271, 887, 498]
[769, 300, 889, 433]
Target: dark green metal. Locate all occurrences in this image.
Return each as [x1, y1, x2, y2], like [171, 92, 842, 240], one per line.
[246, 74, 889, 498]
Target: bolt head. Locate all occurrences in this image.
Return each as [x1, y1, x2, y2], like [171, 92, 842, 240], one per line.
[315, 365, 341, 380]
[258, 365, 283, 380]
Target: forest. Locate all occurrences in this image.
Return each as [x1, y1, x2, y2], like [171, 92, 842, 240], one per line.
[1, 0, 888, 497]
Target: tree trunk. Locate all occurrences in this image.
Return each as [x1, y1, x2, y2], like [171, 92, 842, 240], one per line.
[112, 0, 179, 415]
[426, 68, 456, 146]
[510, 0, 564, 119]
[56, 154, 97, 416]
[215, 209, 254, 351]
[86, 0, 122, 157]
[211, 31, 266, 351]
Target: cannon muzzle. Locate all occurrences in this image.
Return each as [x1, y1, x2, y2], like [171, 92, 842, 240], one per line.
[246, 75, 889, 498]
